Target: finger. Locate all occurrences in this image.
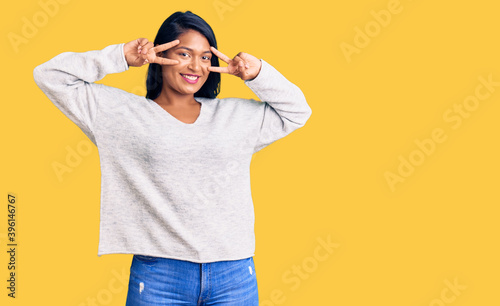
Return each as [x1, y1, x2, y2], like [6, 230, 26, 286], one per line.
[233, 55, 246, 66]
[137, 38, 149, 47]
[235, 53, 250, 68]
[210, 46, 231, 64]
[142, 41, 155, 55]
[236, 52, 248, 61]
[236, 52, 254, 68]
[137, 41, 153, 58]
[137, 38, 148, 53]
[207, 66, 230, 73]
[138, 40, 151, 49]
[233, 56, 246, 72]
[153, 40, 180, 53]
[154, 57, 180, 66]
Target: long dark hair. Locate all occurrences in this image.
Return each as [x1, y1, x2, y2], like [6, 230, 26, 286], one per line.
[145, 11, 220, 100]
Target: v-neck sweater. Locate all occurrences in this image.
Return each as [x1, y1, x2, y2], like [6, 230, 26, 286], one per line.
[33, 42, 312, 263]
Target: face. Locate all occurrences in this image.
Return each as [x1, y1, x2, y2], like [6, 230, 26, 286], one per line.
[159, 29, 212, 96]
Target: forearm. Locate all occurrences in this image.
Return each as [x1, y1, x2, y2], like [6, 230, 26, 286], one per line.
[33, 43, 129, 139]
[33, 43, 129, 95]
[245, 59, 312, 127]
[244, 59, 312, 153]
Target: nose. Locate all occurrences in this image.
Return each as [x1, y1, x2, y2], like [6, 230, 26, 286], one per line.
[188, 57, 201, 72]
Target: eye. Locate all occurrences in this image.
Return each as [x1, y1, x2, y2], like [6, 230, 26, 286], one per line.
[179, 52, 189, 58]
[202, 55, 211, 61]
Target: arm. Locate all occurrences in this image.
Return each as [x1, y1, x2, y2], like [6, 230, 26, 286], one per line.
[244, 59, 312, 153]
[207, 47, 312, 154]
[33, 43, 129, 143]
[32, 38, 179, 144]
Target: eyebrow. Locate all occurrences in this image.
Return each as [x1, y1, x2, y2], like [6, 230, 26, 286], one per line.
[174, 46, 212, 54]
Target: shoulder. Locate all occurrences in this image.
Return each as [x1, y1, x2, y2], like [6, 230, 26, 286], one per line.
[93, 84, 149, 114]
[199, 96, 266, 126]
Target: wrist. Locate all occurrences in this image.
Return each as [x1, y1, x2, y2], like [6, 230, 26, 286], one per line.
[244, 60, 262, 81]
[244, 59, 263, 82]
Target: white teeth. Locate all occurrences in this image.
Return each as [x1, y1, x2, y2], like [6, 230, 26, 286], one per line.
[182, 74, 198, 80]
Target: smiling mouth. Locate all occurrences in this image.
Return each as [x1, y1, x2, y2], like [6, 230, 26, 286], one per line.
[181, 74, 200, 81]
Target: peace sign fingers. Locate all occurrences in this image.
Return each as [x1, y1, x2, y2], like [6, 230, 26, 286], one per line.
[124, 38, 181, 67]
[137, 40, 181, 66]
[206, 66, 227, 73]
[207, 47, 261, 80]
[152, 40, 180, 53]
[153, 55, 180, 66]
[208, 46, 244, 75]
[210, 46, 231, 64]
[147, 40, 181, 65]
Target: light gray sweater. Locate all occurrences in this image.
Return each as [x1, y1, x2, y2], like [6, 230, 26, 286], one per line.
[33, 42, 312, 263]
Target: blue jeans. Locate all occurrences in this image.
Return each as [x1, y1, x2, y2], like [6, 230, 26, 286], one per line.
[126, 255, 259, 305]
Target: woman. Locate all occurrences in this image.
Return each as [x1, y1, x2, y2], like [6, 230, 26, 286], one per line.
[33, 10, 312, 305]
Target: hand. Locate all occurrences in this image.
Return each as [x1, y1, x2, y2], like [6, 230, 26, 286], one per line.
[207, 47, 262, 81]
[123, 38, 181, 67]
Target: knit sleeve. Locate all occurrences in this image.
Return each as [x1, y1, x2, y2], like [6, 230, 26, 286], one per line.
[33, 43, 130, 144]
[244, 59, 312, 153]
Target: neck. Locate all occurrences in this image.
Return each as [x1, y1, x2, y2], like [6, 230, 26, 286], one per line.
[154, 87, 199, 107]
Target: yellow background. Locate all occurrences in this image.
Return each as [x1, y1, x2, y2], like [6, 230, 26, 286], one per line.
[1, 0, 499, 305]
